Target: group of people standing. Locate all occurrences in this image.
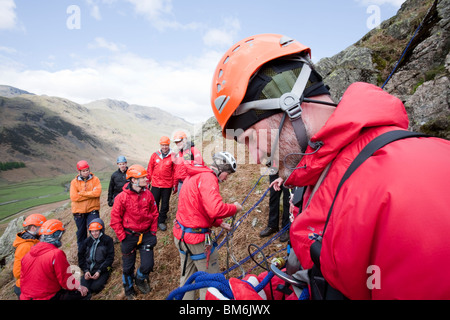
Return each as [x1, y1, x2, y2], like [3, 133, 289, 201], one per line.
[12, 131, 245, 300]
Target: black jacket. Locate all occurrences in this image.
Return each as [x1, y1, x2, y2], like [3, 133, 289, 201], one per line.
[108, 168, 128, 206]
[78, 233, 115, 274]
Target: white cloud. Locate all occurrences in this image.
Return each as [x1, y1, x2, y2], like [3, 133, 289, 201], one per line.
[0, 50, 221, 124]
[203, 17, 241, 49]
[124, 0, 200, 31]
[0, 46, 17, 54]
[0, 0, 17, 30]
[88, 37, 124, 52]
[126, 0, 173, 30]
[126, 0, 172, 20]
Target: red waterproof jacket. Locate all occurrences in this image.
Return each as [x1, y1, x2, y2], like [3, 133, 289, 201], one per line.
[147, 149, 175, 188]
[110, 183, 159, 242]
[174, 145, 205, 184]
[285, 82, 450, 299]
[20, 242, 79, 300]
[173, 165, 237, 244]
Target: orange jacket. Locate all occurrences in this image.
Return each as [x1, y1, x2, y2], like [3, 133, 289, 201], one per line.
[70, 173, 102, 214]
[12, 232, 39, 287]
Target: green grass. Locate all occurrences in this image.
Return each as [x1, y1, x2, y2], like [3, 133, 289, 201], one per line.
[0, 172, 112, 221]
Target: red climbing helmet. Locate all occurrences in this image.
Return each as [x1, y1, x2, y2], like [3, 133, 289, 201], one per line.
[76, 160, 89, 171]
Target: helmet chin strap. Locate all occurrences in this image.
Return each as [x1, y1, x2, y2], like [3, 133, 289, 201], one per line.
[236, 59, 337, 173]
[265, 63, 312, 173]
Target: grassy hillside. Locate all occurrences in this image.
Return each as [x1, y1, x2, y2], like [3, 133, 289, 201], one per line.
[0, 172, 112, 223]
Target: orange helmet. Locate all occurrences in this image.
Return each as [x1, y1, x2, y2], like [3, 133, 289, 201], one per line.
[77, 160, 89, 171]
[126, 164, 147, 179]
[89, 222, 103, 231]
[210, 34, 311, 136]
[173, 131, 187, 143]
[160, 136, 170, 145]
[39, 219, 65, 236]
[23, 213, 47, 228]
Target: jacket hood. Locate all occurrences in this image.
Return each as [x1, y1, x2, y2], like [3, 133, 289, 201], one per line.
[185, 164, 215, 177]
[285, 82, 409, 187]
[13, 231, 38, 247]
[89, 218, 105, 230]
[28, 241, 58, 257]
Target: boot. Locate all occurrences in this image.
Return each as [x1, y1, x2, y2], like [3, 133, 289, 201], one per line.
[135, 277, 151, 294]
[135, 269, 151, 294]
[122, 274, 136, 300]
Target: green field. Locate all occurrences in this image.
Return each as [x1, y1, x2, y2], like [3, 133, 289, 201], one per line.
[0, 172, 112, 221]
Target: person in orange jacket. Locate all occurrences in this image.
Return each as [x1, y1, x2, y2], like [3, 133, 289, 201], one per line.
[20, 219, 90, 300]
[12, 213, 47, 298]
[70, 160, 102, 252]
[110, 164, 159, 299]
[147, 136, 175, 231]
[172, 131, 204, 193]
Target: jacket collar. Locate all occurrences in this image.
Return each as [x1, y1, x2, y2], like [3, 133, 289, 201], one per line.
[284, 82, 409, 187]
[156, 148, 173, 159]
[77, 173, 93, 181]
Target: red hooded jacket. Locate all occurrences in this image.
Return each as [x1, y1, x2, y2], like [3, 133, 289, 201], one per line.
[147, 149, 176, 188]
[285, 82, 450, 299]
[110, 182, 159, 242]
[173, 145, 205, 184]
[20, 242, 79, 300]
[173, 165, 237, 244]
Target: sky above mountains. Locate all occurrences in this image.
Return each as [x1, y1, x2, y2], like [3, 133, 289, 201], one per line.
[0, 0, 405, 123]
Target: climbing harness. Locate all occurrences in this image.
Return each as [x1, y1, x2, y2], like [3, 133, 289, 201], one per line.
[175, 220, 217, 276]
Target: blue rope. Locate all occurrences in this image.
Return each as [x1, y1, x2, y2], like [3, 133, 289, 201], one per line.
[217, 186, 271, 250]
[213, 172, 269, 243]
[252, 271, 275, 293]
[221, 223, 290, 276]
[166, 271, 234, 300]
[381, 1, 435, 89]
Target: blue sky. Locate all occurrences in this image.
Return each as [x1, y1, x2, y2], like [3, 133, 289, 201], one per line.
[0, 0, 405, 123]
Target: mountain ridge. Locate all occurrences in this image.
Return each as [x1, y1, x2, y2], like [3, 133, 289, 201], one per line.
[0, 86, 194, 182]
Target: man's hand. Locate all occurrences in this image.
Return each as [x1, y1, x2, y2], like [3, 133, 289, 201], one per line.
[269, 177, 284, 191]
[78, 285, 89, 297]
[220, 222, 232, 231]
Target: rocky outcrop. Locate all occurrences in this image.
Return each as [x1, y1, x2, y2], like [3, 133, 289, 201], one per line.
[316, 0, 449, 138]
[315, 46, 379, 102]
[0, 217, 24, 266]
[384, 0, 450, 138]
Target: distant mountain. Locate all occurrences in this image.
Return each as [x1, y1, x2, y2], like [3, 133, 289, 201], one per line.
[0, 85, 34, 98]
[0, 87, 194, 181]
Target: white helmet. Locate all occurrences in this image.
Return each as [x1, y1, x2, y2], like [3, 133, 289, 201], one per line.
[212, 151, 237, 173]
